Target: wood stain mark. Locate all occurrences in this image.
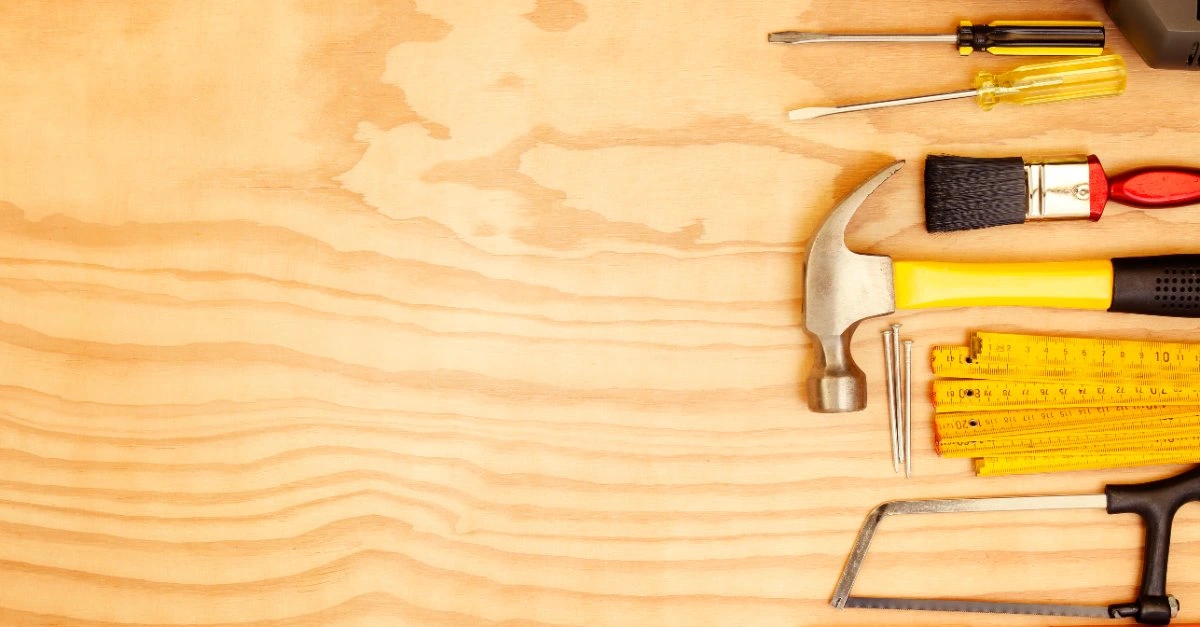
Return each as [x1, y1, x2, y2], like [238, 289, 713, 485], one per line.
[222, 1, 455, 219]
[422, 119, 884, 251]
[524, 0, 589, 32]
[423, 131, 708, 251]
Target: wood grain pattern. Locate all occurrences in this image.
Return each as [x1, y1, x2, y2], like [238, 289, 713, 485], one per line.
[0, 1, 1198, 625]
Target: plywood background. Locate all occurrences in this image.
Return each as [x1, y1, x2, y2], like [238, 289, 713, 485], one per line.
[0, 1, 1198, 625]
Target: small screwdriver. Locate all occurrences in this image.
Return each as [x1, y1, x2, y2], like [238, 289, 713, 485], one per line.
[770, 20, 1105, 56]
[789, 54, 1126, 121]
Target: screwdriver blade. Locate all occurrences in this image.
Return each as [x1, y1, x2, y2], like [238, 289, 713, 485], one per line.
[788, 107, 840, 121]
[768, 31, 957, 44]
[768, 31, 832, 44]
[789, 89, 979, 122]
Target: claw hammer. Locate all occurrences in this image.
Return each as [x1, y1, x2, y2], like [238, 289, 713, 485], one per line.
[803, 161, 1200, 413]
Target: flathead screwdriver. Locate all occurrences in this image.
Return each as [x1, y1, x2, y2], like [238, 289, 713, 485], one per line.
[789, 54, 1126, 121]
[770, 20, 1105, 56]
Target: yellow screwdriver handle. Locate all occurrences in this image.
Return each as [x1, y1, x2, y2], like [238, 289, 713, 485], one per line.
[974, 54, 1126, 110]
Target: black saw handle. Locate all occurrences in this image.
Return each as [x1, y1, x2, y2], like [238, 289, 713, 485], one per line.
[1106, 466, 1200, 625]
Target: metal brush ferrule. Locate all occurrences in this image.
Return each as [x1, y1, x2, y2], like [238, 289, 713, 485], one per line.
[1024, 156, 1092, 221]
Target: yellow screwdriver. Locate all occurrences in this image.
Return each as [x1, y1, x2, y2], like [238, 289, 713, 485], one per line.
[789, 54, 1125, 121]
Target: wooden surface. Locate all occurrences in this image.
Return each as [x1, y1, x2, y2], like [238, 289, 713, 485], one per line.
[1, 1, 1198, 625]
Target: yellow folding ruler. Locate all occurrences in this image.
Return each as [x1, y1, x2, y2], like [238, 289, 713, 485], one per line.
[933, 379, 1200, 411]
[933, 346, 1200, 383]
[930, 332, 1200, 476]
[934, 405, 1200, 438]
[972, 331, 1200, 368]
[976, 452, 1200, 476]
[939, 426, 1200, 457]
[933, 332, 1200, 381]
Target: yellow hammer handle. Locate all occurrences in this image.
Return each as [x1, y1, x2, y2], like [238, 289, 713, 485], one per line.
[893, 260, 1113, 310]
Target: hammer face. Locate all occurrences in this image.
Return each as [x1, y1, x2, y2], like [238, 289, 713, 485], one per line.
[802, 161, 903, 413]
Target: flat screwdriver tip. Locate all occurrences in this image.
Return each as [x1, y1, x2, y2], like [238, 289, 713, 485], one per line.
[788, 107, 837, 121]
[768, 31, 827, 44]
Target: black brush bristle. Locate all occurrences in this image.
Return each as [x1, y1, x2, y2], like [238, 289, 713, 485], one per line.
[923, 155, 1028, 233]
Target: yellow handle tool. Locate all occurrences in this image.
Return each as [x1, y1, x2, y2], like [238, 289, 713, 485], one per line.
[790, 55, 1125, 120]
[894, 260, 1113, 310]
[895, 254, 1200, 319]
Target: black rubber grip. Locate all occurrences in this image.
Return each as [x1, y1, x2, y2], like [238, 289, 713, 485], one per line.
[1105, 466, 1200, 625]
[1109, 256, 1200, 318]
[956, 23, 1106, 52]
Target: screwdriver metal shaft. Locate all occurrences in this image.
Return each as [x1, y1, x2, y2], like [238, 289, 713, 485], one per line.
[769, 32, 956, 45]
[769, 20, 1105, 56]
[790, 90, 978, 121]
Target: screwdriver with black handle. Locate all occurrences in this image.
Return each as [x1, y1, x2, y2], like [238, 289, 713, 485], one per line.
[770, 20, 1106, 56]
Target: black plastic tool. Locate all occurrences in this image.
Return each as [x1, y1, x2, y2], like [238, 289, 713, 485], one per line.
[1106, 0, 1200, 69]
[831, 466, 1200, 625]
[768, 20, 1105, 56]
[1107, 467, 1200, 624]
[954, 20, 1106, 55]
[1110, 256, 1200, 317]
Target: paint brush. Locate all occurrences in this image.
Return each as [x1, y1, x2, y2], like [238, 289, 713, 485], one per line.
[923, 154, 1200, 232]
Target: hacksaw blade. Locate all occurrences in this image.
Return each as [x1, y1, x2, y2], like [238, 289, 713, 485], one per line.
[844, 597, 1113, 618]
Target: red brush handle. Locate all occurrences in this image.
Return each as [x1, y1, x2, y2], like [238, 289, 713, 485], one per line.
[1108, 166, 1200, 208]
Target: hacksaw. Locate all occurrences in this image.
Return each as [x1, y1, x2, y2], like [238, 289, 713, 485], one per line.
[831, 466, 1200, 624]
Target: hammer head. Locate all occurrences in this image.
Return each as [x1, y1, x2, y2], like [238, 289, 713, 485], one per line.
[803, 162, 902, 412]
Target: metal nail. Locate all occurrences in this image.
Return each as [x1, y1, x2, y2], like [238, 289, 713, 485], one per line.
[903, 340, 913, 479]
[882, 330, 899, 473]
[891, 323, 903, 466]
